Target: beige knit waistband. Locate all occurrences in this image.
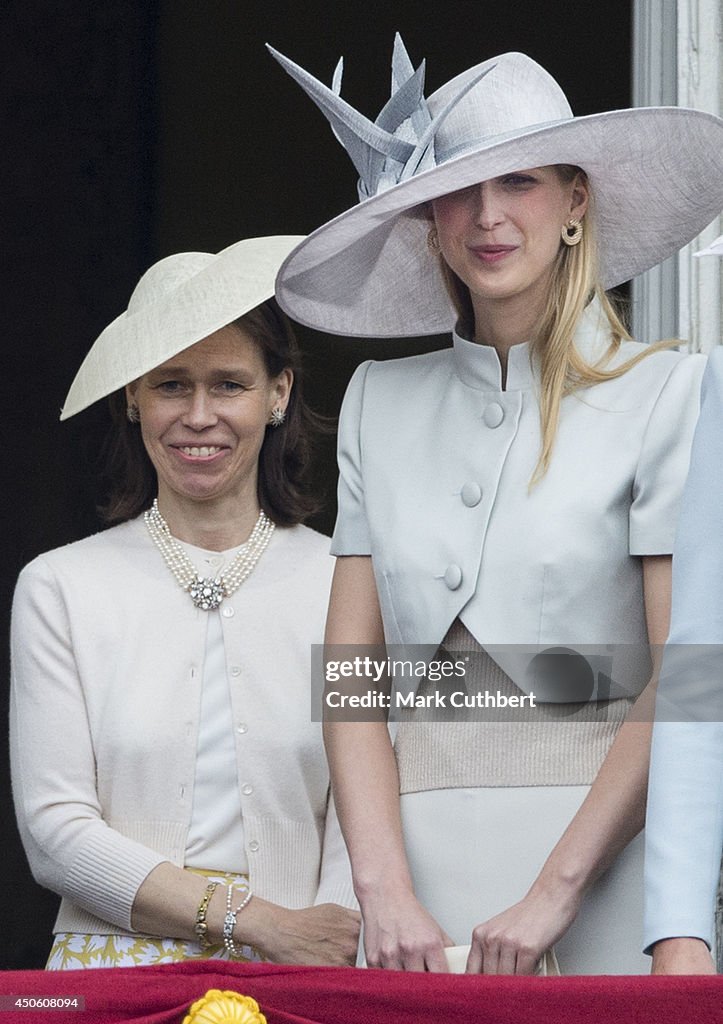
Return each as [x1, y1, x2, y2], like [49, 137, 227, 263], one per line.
[395, 620, 631, 792]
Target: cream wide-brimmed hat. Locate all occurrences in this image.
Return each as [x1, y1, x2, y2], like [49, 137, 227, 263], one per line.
[60, 235, 305, 419]
[269, 38, 723, 338]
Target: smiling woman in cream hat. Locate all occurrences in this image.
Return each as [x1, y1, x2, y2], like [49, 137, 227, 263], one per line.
[269, 38, 723, 975]
[10, 237, 359, 969]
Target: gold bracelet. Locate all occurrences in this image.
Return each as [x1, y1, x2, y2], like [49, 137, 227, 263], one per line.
[193, 881, 219, 949]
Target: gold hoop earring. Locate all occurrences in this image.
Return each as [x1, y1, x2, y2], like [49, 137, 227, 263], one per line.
[561, 219, 583, 247]
[426, 226, 441, 254]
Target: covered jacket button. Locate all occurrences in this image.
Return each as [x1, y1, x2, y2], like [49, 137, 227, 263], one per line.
[483, 402, 505, 428]
[444, 564, 463, 590]
[461, 482, 482, 507]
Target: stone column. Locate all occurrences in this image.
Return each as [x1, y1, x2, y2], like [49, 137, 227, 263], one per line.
[632, 0, 722, 352]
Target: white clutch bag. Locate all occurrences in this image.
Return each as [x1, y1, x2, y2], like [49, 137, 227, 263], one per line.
[444, 944, 561, 975]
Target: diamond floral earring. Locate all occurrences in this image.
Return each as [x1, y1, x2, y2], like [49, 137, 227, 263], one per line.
[269, 406, 286, 427]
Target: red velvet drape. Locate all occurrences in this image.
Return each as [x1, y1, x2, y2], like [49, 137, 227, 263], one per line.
[1, 962, 723, 1024]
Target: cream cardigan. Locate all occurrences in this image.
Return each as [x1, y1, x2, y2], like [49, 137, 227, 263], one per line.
[10, 517, 355, 936]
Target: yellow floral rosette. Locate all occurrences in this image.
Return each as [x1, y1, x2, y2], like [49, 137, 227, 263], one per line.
[182, 989, 267, 1024]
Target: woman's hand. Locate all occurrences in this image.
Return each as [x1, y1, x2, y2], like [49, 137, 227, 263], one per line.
[651, 937, 716, 975]
[324, 560, 453, 972]
[246, 900, 361, 966]
[461, 560, 673, 976]
[360, 889, 453, 972]
[465, 881, 581, 974]
[132, 867, 360, 965]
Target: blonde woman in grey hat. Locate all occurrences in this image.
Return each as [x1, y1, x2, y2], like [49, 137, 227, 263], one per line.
[269, 39, 723, 974]
[9, 237, 360, 969]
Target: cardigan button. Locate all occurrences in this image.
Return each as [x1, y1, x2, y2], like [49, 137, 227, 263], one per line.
[248, 839, 260, 852]
[237, 723, 248, 734]
[483, 402, 505, 428]
[222, 606, 235, 618]
[230, 665, 242, 677]
[460, 482, 482, 507]
[242, 783, 254, 796]
[443, 564, 463, 590]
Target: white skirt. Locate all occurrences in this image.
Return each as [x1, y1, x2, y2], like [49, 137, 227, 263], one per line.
[400, 785, 648, 974]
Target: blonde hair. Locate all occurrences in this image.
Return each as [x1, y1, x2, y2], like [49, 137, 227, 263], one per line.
[439, 167, 675, 485]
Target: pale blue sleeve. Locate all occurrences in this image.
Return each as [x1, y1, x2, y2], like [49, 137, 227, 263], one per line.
[330, 360, 374, 556]
[644, 348, 723, 952]
[629, 353, 705, 555]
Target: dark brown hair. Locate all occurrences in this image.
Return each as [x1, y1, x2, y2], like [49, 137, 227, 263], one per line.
[99, 298, 323, 527]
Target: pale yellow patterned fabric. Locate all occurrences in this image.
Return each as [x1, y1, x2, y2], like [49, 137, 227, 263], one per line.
[46, 871, 263, 970]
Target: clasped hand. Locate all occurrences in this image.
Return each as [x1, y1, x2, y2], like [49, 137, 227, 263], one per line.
[361, 890, 453, 972]
[361, 884, 579, 973]
[465, 884, 580, 974]
[256, 901, 361, 966]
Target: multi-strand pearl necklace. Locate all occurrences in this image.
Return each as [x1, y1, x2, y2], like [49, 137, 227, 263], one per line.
[144, 498, 275, 610]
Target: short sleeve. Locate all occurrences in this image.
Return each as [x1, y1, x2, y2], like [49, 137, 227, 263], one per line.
[330, 360, 374, 556]
[629, 352, 706, 555]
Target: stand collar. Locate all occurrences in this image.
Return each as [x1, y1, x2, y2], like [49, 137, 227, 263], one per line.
[452, 297, 610, 393]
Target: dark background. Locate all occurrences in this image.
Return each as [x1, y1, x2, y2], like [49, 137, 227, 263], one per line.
[2, 0, 632, 969]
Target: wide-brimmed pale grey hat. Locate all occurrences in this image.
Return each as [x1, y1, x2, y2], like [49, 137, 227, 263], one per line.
[60, 235, 304, 419]
[269, 38, 723, 338]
